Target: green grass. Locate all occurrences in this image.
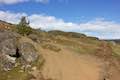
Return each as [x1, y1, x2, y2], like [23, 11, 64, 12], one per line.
[111, 44, 120, 57]
[0, 66, 30, 80]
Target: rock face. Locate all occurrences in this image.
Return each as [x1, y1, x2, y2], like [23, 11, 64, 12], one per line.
[0, 30, 39, 71]
[0, 30, 20, 42]
[18, 42, 39, 63]
[0, 54, 16, 71]
[0, 30, 18, 71]
[1, 39, 17, 56]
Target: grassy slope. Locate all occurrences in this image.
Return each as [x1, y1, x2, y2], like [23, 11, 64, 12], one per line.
[0, 21, 120, 80]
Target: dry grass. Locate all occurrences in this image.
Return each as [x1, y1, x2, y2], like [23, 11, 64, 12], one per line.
[41, 43, 61, 52]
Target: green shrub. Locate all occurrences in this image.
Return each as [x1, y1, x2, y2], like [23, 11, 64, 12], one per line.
[17, 24, 32, 36]
[16, 16, 32, 36]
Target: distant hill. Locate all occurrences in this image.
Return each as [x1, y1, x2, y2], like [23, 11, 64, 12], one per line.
[105, 39, 120, 44]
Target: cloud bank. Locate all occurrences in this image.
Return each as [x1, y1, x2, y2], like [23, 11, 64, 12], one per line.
[0, 10, 120, 39]
[35, 0, 49, 4]
[0, 0, 28, 4]
[0, 0, 49, 4]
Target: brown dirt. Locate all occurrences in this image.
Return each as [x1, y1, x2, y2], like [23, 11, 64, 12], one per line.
[40, 48, 105, 80]
[20, 37, 120, 80]
[93, 42, 120, 80]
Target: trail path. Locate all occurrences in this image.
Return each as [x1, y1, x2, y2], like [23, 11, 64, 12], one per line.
[40, 48, 105, 80]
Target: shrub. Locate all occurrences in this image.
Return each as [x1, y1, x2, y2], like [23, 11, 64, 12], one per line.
[17, 24, 32, 36]
[16, 16, 32, 36]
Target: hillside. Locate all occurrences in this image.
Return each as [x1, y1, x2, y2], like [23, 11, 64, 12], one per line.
[105, 39, 120, 44]
[0, 20, 120, 80]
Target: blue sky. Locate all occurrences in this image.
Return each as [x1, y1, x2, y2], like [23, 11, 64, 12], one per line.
[0, 0, 120, 39]
[0, 0, 120, 22]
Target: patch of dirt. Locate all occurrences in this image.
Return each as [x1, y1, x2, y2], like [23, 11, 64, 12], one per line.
[40, 48, 105, 80]
[21, 38, 120, 80]
[94, 42, 120, 80]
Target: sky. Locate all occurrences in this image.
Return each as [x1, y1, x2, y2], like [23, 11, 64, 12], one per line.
[0, 0, 120, 39]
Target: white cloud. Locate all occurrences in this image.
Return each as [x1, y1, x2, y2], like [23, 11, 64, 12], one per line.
[0, 10, 120, 39]
[0, 0, 69, 5]
[0, 0, 28, 4]
[0, 0, 49, 4]
[35, 0, 49, 4]
[0, 11, 27, 23]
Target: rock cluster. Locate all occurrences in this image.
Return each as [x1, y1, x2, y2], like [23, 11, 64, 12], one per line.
[0, 30, 39, 71]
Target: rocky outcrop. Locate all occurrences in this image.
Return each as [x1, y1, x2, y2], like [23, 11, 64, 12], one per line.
[18, 42, 39, 63]
[0, 30, 20, 42]
[0, 30, 39, 71]
[1, 39, 17, 56]
[0, 54, 16, 71]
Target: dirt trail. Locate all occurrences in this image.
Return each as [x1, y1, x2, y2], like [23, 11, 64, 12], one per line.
[40, 48, 105, 80]
[20, 37, 120, 80]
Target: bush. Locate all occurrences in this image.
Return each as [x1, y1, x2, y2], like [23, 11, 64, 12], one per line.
[16, 16, 32, 36]
[17, 24, 32, 36]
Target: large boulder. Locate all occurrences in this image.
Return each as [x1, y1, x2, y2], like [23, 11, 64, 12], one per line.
[0, 30, 20, 43]
[0, 30, 39, 71]
[0, 30, 19, 71]
[0, 54, 16, 71]
[0, 39, 17, 56]
[0, 39, 17, 71]
[18, 42, 39, 63]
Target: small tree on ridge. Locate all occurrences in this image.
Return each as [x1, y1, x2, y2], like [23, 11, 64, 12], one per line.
[17, 16, 32, 36]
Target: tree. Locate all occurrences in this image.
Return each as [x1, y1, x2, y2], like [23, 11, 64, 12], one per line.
[17, 16, 32, 36]
[19, 16, 29, 26]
